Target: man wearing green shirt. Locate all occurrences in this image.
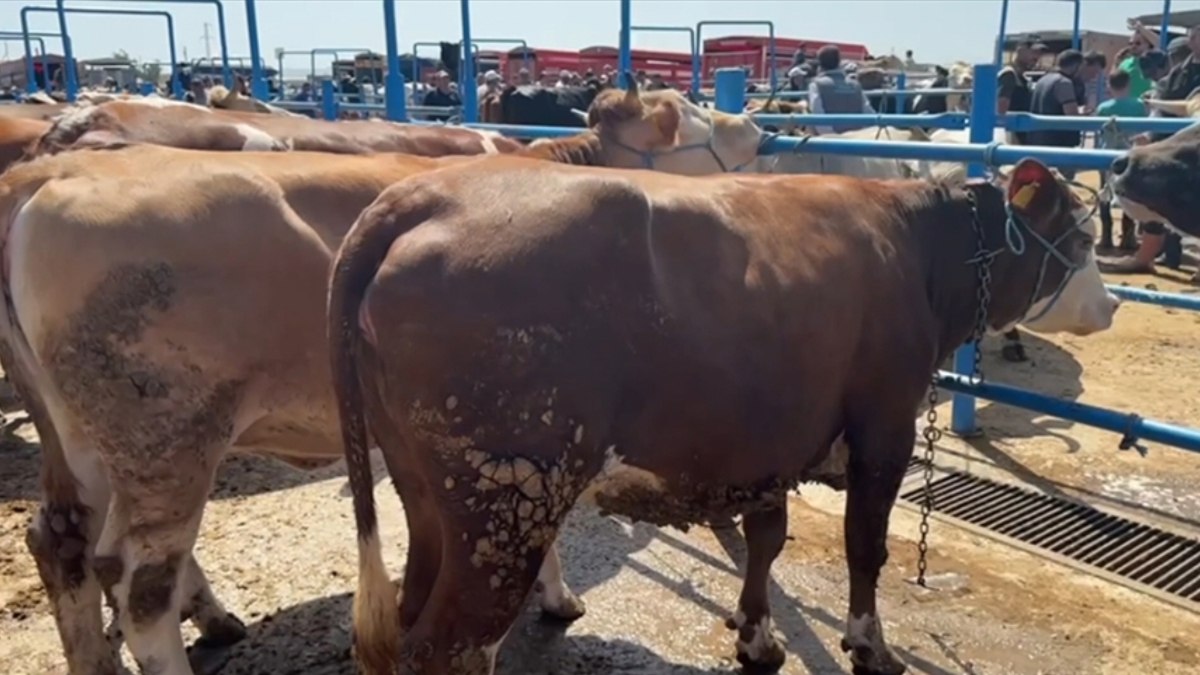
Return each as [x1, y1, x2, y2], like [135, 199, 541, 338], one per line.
[1096, 70, 1147, 119]
[1117, 52, 1154, 100]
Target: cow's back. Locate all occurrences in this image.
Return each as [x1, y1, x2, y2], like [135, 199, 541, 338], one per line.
[0, 145, 442, 457]
[350, 161, 915, 494]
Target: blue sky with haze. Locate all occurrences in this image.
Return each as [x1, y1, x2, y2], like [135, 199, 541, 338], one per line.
[2, 0, 1195, 75]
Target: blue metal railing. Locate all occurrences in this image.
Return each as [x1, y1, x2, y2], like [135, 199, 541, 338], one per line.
[696, 20, 777, 93]
[27, 5, 182, 99]
[1, 31, 53, 94]
[273, 0, 1200, 453]
[52, 0, 233, 100]
[937, 372, 1200, 453]
[750, 112, 1198, 136]
[631, 25, 698, 94]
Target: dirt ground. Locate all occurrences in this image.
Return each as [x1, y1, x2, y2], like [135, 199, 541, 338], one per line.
[1, 250, 1198, 674]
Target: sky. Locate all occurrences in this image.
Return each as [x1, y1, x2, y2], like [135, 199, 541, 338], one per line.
[2, 0, 1197, 75]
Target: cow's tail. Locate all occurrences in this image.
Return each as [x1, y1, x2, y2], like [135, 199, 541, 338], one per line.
[327, 191, 431, 675]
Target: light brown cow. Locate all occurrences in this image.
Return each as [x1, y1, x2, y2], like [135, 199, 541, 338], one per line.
[0, 101, 69, 121]
[0, 116, 50, 172]
[33, 97, 527, 157]
[1, 87, 764, 675]
[329, 158, 1097, 675]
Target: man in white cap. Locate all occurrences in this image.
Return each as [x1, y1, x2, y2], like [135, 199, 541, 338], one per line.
[478, 69, 502, 99]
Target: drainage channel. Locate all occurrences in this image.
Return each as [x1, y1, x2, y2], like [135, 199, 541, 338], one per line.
[898, 460, 1200, 611]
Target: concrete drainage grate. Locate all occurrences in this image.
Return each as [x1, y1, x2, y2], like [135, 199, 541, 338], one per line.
[898, 466, 1200, 608]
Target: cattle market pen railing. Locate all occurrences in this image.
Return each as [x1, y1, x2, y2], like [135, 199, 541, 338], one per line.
[715, 62, 1200, 452]
[23, 3, 185, 98]
[263, 0, 1200, 457]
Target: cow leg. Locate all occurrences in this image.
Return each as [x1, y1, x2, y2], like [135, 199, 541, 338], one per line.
[726, 505, 788, 673]
[840, 421, 910, 675]
[94, 450, 222, 675]
[1000, 328, 1027, 363]
[399, 507, 555, 675]
[535, 543, 586, 622]
[181, 556, 247, 649]
[25, 439, 119, 675]
[394, 473, 442, 633]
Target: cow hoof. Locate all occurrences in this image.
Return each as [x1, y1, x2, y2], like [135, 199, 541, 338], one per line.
[735, 638, 786, 673]
[1000, 342, 1027, 363]
[194, 612, 248, 649]
[539, 594, 587, 624]
[841, 638, 907, 675]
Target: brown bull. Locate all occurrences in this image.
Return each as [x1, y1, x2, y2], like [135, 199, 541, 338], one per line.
[1, 87, 764, 675]
[329, 158, 1096, 675]
[33, 97, 526, 156]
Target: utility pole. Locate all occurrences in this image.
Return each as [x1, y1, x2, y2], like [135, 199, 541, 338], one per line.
[201, 22, 213, 60]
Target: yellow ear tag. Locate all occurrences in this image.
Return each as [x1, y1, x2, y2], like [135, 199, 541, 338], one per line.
[1011, 182, 1040, 210]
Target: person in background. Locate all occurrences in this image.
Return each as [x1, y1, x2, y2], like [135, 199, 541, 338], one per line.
[1095, 69, 1147, 251]
[185, 78, 208, 106]
[516, 67, 533, 86]
[998, 40, 1045, 144]
[785, 65, 809, 92]
[1103, 26, 1200, 276]
[477, 70, 502, 100]
[1114, 21, 1158, 100]
[292, 81, 313, 102]
[1079, 51, 1108, 112]
[807, 45, 875, 134]
[904, 49, 917, 69]
[912, 65, 950, 114]
[339, 74, 360, 104]
[647, 73, 668, 91]
[422, 70, 461, 122]
[1027, 50, 1086, 177]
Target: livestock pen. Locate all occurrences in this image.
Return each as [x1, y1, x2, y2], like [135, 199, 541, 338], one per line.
[3, 1, 1199, 674]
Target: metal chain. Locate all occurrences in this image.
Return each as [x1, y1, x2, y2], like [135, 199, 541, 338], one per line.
[916, 188, 994, 587]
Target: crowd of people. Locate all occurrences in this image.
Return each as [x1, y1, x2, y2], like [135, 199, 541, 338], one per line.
[995, 21, 1200, 278]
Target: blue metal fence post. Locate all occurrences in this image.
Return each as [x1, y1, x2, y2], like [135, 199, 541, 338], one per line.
[950, 62, 999, 437]
[459, 0, 477, 123]
[13, 29, 52, 94]
[714, 67, 746, 113]
[382, 0, 407, 122]
[1071, 0, 1082, 51]
[994, 0, 1010, 66]
[244, 0, 268, 99]
[1160, 0, 1173, 50]
[896, 71, 907, 113]
[53, 0, 77, 100]
[322, 79, 338, 120]
[618, 0, 632, 82]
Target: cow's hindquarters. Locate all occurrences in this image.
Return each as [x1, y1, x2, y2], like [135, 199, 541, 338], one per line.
[3, 174, 263, 675]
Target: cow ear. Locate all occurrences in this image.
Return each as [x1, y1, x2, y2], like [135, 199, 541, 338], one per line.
[1007, 158, 1061, 220]
[649, 99, 681, 147]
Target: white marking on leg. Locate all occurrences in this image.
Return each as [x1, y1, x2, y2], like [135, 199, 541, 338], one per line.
[482, 626, 511, 675]
[111, 542, 193, 675]
[732, 611, 781, 664]
[844, 612, 887, 653]
[536, 546, 573, 614]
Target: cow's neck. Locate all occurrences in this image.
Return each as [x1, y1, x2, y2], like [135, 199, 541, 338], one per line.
[914, 182, 1019, 363]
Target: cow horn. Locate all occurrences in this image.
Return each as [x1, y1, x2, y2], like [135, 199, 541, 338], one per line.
[570, 108, 589, 123]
